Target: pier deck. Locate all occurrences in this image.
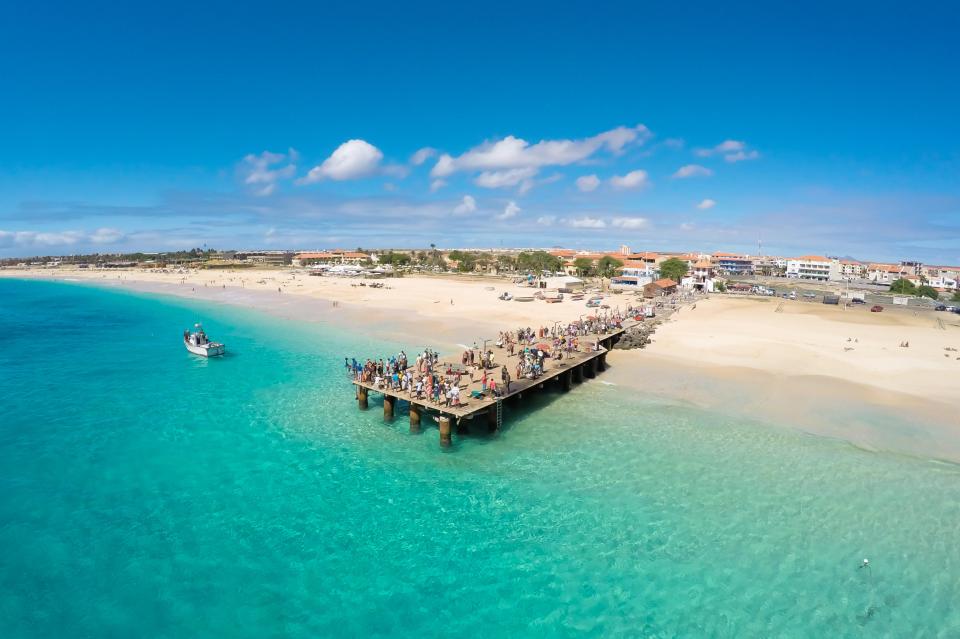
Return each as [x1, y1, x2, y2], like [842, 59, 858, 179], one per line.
[352, 320, 638, 444]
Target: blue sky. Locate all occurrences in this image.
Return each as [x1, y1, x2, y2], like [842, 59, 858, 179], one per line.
[1, 0, 959, 262]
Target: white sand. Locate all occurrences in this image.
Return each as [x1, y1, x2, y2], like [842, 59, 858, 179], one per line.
[0, 266, 633, 347]
[614, 295, 960, 402]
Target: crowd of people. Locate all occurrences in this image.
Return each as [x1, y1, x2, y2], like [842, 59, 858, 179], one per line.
[346, 310, 633, 407]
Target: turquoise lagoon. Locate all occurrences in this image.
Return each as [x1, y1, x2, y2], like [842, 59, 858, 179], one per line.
[1, 278, 958, 637]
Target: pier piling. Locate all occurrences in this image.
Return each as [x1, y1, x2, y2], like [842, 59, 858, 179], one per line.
[573, 364, 584, 383]
[383, 395, 394, 420]
[439, 416, 452, 447]
[358, 387, 368, 410]
[487, 405, 498, 432]
[409, 403, 421, 434]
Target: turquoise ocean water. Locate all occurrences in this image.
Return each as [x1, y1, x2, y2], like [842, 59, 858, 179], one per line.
[1, 278, 958, 637]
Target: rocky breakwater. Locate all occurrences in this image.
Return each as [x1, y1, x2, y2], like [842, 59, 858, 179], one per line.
[613, 320, 660, 350]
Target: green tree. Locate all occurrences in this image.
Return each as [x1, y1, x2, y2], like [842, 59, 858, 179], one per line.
[447, 250, 477, 272]
[889, 278, 917, 294]
[573, 257, 594, 277]
[952, 291, 960, 302]
[596, 256, 624, 278]
[916, 285, 939, 300]
[517, 251, 562, 274]
[496, 254, 517, 272]
[714, 280, 727, 292]
[659, 257, 689, 282]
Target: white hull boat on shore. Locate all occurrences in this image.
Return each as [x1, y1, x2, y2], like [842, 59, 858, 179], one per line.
[183, 324, 225, 357]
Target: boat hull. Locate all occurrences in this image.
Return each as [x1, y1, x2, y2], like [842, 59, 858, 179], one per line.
[184, 339, 225, 357]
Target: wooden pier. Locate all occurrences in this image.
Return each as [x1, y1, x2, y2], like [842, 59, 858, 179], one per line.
[352, 321, 637, 447]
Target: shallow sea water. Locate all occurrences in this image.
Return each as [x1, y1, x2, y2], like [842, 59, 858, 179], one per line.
[1, 278, 958, 638]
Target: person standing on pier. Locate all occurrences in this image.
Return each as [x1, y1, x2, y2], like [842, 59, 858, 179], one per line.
[501, 365, 511, 393]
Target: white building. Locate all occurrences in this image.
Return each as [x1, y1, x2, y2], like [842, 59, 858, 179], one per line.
[785, 256, 840, 281]
[867, 263, 908, 284]
[838, 260, 867, 280]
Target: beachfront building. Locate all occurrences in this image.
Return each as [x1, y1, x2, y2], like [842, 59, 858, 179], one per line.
[751, 256, 786, 276]
[236, 250, 294, 266]
[785, 256, 840, 281]
[867, 263, 909, 285]
[711, 252, 754, 276]
[610, 259, 656, 290]
[293, 251, 370, 267]
[920, 265, 960, 291]
[681, 259, 716, 292]
[623, 251, 661, 266]
[643, 278, 678, 297]
[838, 259, 867, 280]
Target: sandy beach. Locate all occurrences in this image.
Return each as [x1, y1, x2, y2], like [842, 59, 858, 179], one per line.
[606, 295, 960, 459]
[1, 266, 609, 345]
[6, 267, 960, 459]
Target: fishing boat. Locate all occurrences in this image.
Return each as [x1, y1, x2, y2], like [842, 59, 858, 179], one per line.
[183, 324, 225, 357]
[514, 296, 535, 302]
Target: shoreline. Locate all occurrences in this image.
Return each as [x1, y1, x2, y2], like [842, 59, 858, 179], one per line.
[5, 267, 960, 461]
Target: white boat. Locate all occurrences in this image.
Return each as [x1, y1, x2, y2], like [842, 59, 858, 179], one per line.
[183, 324, 225, 357]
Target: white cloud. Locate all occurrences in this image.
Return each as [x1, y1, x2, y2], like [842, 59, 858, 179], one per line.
[694, 139, 759, 163]
[536, 215, 556, 226]
[725, 150, 760, 163]
[89, 227, 125, 243]
[680, 222, 695, 231]
[474, 167, 538, 189]
[611, 217, 649, 230]
[576, 174, 601, 192]
[240, 149, 298, 196]
[410, 147, 436, 165]
[609, 169, 650, 190]
[568, 216, 606, 229]
[430, 179, 447, 192]
[672, 164, 713, 179]
[496, 201, 521, 220]
[300, 139, 383, 183]
[430, 124, 651, 181]
[697, 198, 717, 210]
[453, 195, 477, 215]
[0, 228, 120, 249]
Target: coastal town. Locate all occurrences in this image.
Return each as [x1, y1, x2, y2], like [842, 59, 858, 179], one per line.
[5, 245, 960, 307]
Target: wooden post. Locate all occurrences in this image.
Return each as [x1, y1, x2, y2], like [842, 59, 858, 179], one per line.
[562, 370, 572, 391]
[439, 416, 452, 447]
[586, 358, 597, 378]
[357, 386, 368, 410]
[597, 353, 607, 372]
[409, 403, 421, 434]
[573, 365, 583, 383]
[487, 404, 498, 432]
[383, 394, 394, 420]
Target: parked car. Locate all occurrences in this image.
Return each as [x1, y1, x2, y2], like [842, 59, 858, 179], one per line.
[935, 305, 947, 311]
[871, 305, 884, 312]
[851, 298, 866, 304]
